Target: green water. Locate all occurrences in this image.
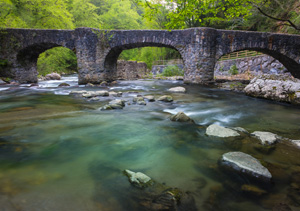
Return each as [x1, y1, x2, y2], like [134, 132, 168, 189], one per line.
[0, 78, 300, 210]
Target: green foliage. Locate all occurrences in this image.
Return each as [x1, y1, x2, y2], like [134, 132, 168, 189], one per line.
[239, 0, 300, 34]
[135, 0, 261, 29]
[229, 64, 239, 75]
[69, 0, 102, 28]
[162, 65, 184, 77]
[37, 47, 77, 76]
[99, 0, 143, 29]
[119, 47, 181, 69]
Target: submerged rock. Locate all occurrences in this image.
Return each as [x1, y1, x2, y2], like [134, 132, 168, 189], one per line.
[170, 112, 194, 123]
[168, 86, 186, 93]
[220, 152, 272, 182]
[124, 170, 153, 188]
[241, 184, 267, 196]
[144, 95, 155, 102]
[58, 83, 70, 87]
[157, 95, 173, 102]
[251, 131, 280, 145]
[45, 73, 61, 80]
[206, 124, 240, 137]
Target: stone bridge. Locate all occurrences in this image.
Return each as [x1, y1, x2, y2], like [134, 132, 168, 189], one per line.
[1, 27, 300, 84]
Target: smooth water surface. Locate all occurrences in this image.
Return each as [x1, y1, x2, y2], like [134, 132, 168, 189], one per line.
[0, 75, 300, 210]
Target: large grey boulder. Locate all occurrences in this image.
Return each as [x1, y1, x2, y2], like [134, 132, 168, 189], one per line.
[220, 152, 272, 182]
[157, 95, 173, 102]
[206, 124, 240, 137]
[251, 131, 280, 145]
[244, 75, 300, 105]
[45, 73, 61, 80]
[170, 112, 194, 123]
[168, 86, 186, 93]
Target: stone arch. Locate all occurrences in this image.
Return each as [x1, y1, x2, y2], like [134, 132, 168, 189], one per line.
[102, 42, 185, 81]
[216, 48, 300, 78]
[216, 30, 300, 79]
[15, 43, 76, 83]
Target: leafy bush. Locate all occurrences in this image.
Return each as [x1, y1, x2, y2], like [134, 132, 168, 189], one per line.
[229, 64, 239, 75]
[162, 65, 184, 77]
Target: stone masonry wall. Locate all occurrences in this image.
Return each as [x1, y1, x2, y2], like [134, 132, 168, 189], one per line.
[215, 55, 288, 76]
[116, 60, 148, 80]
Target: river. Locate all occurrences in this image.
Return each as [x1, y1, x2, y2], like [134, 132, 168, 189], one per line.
[0, 75, 299, 210]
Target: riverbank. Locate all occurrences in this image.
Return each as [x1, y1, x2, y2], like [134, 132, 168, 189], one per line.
[214, 74, 300, 105]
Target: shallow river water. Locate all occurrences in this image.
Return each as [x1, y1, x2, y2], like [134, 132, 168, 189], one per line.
[0, 75, 300, 211]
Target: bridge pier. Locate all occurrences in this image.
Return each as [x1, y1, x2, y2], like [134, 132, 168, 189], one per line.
[183, 48, 216, 84]
[182, 28, 217, 84]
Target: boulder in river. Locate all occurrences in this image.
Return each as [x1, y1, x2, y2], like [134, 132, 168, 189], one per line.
[133, 97, 146, 105]
[251, 131, 280, 145]
[124, 170, 153, 188]
[157, 95, 173, 102]
[219, 151, 272, 182]
[168, 86, 186, 93]
[244, 75, 300, 105]
[122, 169, 197, 210]
[206, 124, 240, 137]
[108, 99, 125, 109]
[144, 95, 155, 102]
[45, 73, 61, 80]
[170, 112, 194, 123]
[82, 91, 109, 98]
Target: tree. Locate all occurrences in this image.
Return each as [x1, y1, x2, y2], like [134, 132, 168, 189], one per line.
[135, 0, 262, 29]
[99, 0, 143, 29]
[69, 0, 102, 28]
[250, 0, 300, 33]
